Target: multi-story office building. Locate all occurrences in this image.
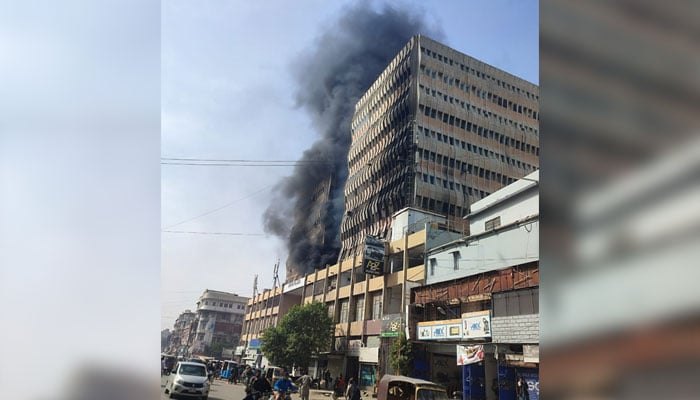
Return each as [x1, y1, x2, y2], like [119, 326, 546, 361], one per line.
[340, 35, 539, 260]
[189, 289, 249, 356]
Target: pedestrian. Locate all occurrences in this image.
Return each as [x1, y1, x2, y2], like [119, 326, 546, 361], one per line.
[345, 377, 361, 400]
[324, 370, 332, 390]
[333, 375, 346, 400]
[515, 377, 529, 400]
[298, 369, 312, 400]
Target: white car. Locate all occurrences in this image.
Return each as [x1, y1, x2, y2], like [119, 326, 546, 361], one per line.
[165, 361, 210, 399]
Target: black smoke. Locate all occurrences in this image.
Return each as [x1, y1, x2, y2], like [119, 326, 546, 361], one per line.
[263, 2, 443, 280]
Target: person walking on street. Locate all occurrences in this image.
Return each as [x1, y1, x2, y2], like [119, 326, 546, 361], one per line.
[333, 375, 346, 400]
[345, 377, 361, 400]
[298, 370, 312, 400]
[324, 370, 332, 390]
[516, 377, 529, 400]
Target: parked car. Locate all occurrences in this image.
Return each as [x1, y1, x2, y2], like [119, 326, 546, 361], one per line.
[164, 361, 210, 399]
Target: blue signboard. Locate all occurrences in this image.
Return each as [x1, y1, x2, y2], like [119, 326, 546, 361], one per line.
[462, 364, 485, 400]
[497, 366, 516, 400]
[519, 368, 539, 400]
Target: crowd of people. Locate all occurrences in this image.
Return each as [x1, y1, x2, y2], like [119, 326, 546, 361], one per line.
[218, 364, 363, 400]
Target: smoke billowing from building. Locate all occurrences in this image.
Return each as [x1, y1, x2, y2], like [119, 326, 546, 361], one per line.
[263, 3, 443, 280]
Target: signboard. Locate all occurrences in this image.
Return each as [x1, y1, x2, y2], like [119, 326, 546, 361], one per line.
[347, 340, 363, 357]
[523, 345, 539, 363]
[283, 277, 305, 293]
[519, 368, 539, 400]
[363, 236, 385, 276]
[462, 310, 492, 339]
[249, 339, 261, 350]
[417, 319, 462, 340]
[359, 347, 379, 363]
[380, 314, 402, 337]
[457, 344, 484, 365]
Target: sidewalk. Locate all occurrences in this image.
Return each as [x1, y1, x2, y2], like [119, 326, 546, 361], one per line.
[309, 389, 374, 400]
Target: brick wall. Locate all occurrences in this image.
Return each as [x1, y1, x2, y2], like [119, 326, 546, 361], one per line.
[491, 314, 539, 343]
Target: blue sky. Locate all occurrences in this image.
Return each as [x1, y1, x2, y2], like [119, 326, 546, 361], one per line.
[161, 0, 539, 329]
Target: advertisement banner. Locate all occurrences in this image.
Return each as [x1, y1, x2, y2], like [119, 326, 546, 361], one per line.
[380, 314, 402, 337]
[523, 345, 539, 363]
[456, 344, 484, 366]
[363, 236, 385, 276]
[283, 277, 305, 293]
[417, 319, 462, 340]
[462, 310, 492, 339]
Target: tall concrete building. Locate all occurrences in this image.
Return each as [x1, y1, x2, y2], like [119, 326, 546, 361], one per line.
[189, 289, 249, 356]
[339, 35, 539, 260]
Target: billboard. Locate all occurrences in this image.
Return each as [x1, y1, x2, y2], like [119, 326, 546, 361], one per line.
[363, 236, 385, 275]
[417, 318, 463, 340]
[380, 313, 402, 337]
[462, 310, 492, 339]
[456, 344, 484, 365]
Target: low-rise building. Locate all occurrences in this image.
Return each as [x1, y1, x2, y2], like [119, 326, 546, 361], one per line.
[413, 170, 539, 400]
[190, 289, 249, 357]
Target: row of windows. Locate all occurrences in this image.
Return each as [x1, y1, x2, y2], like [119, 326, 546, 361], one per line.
[420, 46, 539, 101]
[420, 64, 539, 129]
[356, 41, 413, 110]
[419, 83, 538, 136]
[421, 171, 509, 194]
[204, 300, 244, 310]
[416, 195, 475, 217]
[418, 127, 538, 171]
[419, 105, 540, 157]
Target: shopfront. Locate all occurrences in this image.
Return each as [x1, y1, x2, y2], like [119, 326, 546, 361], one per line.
[416, 311, 494, 400]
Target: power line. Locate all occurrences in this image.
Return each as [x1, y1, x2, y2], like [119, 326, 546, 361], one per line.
[162, 185, 272, 229]
[162, 157, 329, 163]
[161, 157, 332, 167]
[163, 230, 267, 236]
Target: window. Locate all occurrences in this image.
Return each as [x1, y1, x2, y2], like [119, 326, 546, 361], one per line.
[328, 303, 336, 321]
[339, 300, 350, 323]
[452, 251, 461, 270]
[354, 296, 365, 322]
[430, 258, 437, 276]
[371, 293, 382, 320]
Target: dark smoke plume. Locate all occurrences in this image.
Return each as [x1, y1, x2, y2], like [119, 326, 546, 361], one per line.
[263, 2, 443, 280]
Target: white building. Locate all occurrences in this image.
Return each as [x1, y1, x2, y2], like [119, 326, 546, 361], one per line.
[190, 289, 249, 356]
[426, 170, 539, 284]
[413, 170, 539, 400]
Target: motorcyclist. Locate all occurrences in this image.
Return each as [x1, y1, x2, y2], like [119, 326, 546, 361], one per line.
[252, 369, 273, 400]
[273, 371, 297, 400]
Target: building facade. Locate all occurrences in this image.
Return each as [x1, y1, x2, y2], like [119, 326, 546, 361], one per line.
[339, 35, 539, 260]
[413, 171, 539, 400]
[243, 208, 462, 388]
[189, 290, 249, 357]
[166, 309, 196, 356]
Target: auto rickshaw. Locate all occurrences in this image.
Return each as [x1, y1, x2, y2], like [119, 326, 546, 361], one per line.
[377, 375, 449, 400]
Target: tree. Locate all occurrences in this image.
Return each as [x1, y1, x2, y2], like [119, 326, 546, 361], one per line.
[206, 342, 226, 358]
[261, 302, 334, 370]
[389, 332, 412, 375]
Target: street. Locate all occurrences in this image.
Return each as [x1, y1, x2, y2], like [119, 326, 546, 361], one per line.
[160, 376, 343, 400]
